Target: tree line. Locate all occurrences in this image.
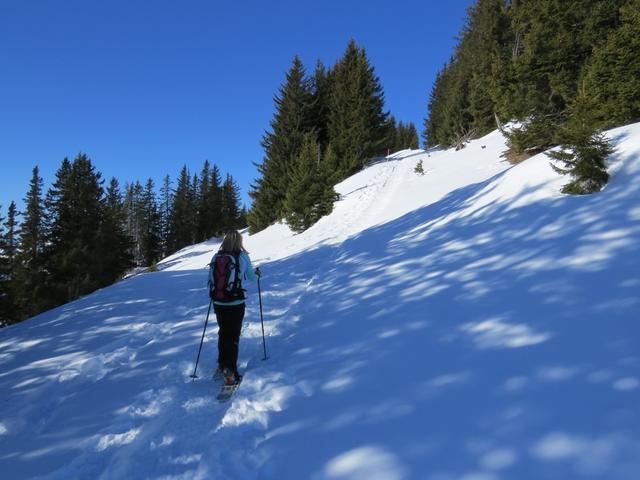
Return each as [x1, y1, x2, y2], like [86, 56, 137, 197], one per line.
[424, 0, 640, 194]
[0, 155, 245, 327]
[248, 40, 419, 234]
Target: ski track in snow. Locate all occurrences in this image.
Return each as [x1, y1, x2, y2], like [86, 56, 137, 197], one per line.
[1, 126, 640, 479]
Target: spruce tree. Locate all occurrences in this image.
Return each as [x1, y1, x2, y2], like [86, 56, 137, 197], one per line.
[159, 174, 173, 257]
[547, 109, 613, 194]
[141, 179, 162, 266]
[322, 143, 342, 187]
[464, 0, 511, 134]
[96, 178, 134, 285]
[45, 154, 105, 304]
[207, 164, 224, 237]
[43, 157, 73, 305]
[2, 201, 20, 323]
[424, 0, 510, 148]
[395, 121, 420, 151]
[423, 67, 449, 147]
[328, 40, 389, 176]
[502, 0, 627, 152]
[407, 123, 419, 149]
[579, 0, 640, 129]
[124, 181, 145, 265]
[310, 60, 332, 151]
[221, 174, 242, 231]
[237, 206, 248, 230]
[167, 166, 195, 253]
[196, 160, 211, 242]
[190, 173, 199, 244]
[382, 115, 397, 155]
[14, 167, 47, 318]
[0, 206, 15, 326]
[284, 133, 337, 232]
[4, 201, 19, 273]
[423, 0, 629, 152]
[249, 56, 315, 233]
[423, 59, 472, 148]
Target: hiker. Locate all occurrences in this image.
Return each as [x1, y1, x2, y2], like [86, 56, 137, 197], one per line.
[208, 230, 260, 385]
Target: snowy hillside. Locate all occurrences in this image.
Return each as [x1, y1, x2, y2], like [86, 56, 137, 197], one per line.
[1, 124, 639, 479]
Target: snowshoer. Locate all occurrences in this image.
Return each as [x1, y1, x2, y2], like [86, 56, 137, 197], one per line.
[208, 230, 260, 386]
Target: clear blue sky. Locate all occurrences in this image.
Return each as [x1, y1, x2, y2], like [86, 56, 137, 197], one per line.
[0, 0, 473, 212]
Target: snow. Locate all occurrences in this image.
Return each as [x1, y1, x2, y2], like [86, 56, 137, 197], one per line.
[1, 124, 640, 479]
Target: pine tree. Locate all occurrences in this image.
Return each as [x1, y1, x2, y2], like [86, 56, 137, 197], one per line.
[284, 133, 337, 232]
[4, 201, 19, 273]
[43, 157, 73, 305]
[168, 166, 195, 253]
[2, 201, 20, 323]
[237, 206, 248, 229]
[382, 115, 397, 155]
[14, 167, 47, 318]
[547, 106, 613, 194]
[579, 0, 640, 129]
[0, 206, 14, 326]
[45, 154, 105, 304]
[317, 149, 339, 219]
[423, 0, 629, 152]
[321, 143, 342, 187]
[96, 178, 134, 285]
[141, 179, 162, 266]
[423, 0, 510, 148]
[464, 0, 511, 134]
[207, 164, 224, 237]
[196, 160, 211, 242]
[423, 67, 448, 147]
[249, 56, 315, 233]
[221, 174, 242, 231]
[310, 60, 332, 151]
[502, 0, 627, 152]
[407, 123, 419, 149]
[423, 59, 472, 148]
[190, 173, 199, 244]
[395, 121, 421, 151]
[328, 40, 389, 176]
[159, 174, 173, 257]
[124, 181, 145, 265]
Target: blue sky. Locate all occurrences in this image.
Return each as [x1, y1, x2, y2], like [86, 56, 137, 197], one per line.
[0, 0, 473, 212]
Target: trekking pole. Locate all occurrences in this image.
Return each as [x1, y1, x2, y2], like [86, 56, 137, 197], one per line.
[257, 276, 268, 360]
[190, 299, 213, 380]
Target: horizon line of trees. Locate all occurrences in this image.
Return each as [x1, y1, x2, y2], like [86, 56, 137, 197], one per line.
[248, 39, 419, 234]
[0, 154, 246, 327]
[424, 0, 640, 194]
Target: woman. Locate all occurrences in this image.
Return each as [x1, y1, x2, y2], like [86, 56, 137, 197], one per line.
[209, 230, 259, 385]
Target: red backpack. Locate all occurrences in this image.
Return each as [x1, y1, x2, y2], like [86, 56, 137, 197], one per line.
[208, 252, 246, 302]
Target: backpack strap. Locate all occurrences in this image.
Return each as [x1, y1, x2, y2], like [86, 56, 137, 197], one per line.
[231, 252, 242, 291]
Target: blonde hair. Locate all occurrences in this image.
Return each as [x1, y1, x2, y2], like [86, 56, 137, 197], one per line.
[219, 230, 247, 254]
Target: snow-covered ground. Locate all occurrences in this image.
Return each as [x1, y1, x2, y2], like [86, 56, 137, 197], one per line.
[1, 125, 639, 479]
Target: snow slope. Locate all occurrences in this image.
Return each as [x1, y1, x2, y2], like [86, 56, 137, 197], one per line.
[1, 125, 639, 479]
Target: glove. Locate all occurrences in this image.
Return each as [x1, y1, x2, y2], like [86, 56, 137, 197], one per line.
[255, 267, 262, 278]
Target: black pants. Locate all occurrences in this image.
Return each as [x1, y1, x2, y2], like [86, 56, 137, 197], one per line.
[214, 303, 245, 375]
